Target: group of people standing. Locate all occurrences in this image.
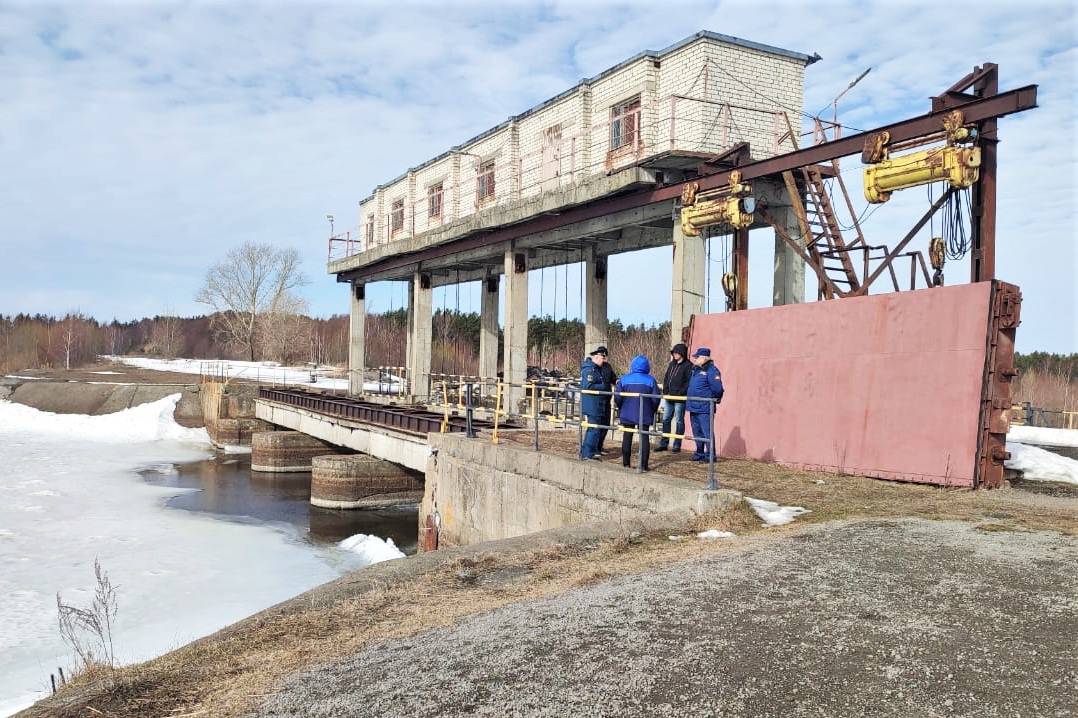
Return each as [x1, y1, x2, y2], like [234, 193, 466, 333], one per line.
[579, 343, 725, 470]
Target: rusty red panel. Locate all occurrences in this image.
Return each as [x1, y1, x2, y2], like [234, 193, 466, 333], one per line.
[689, 282, 1001, 487]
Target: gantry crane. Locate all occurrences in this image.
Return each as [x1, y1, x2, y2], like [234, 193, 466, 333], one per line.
[678, 64, 1035, 308]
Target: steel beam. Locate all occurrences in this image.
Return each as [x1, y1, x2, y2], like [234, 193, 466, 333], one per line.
[336, 85, 1035, 286]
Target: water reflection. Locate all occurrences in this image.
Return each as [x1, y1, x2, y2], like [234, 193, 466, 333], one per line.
[140, 453, 419, 554]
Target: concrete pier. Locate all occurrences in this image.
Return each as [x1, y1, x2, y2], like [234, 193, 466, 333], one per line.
[311, 454, 424, 509]
[251, 431, 347, 473]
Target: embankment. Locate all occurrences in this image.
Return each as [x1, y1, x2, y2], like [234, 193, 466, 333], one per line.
[1, 379, 204, 427]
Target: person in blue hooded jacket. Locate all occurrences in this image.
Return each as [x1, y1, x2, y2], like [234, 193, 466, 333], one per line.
[613, 354, 661, 471]
[686, 347, 725, 462]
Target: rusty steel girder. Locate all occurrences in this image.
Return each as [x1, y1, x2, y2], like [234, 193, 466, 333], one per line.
[976, 281, 1021, 488]
[258, 387, 496, 437]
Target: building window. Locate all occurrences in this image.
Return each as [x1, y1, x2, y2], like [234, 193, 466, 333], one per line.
[428, 183, 443, 219]
[390, 199, 404, 233]
[610, 96, 640, 151]
[364, 218, 374, 246]
[477, 160, 496, 202]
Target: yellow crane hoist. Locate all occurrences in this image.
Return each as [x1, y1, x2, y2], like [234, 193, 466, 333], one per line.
[680, 170, 756, 236]
[862, 110, 981, 204]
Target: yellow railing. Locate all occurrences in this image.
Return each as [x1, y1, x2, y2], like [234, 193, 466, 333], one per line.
[1010, 403, 1078, 430]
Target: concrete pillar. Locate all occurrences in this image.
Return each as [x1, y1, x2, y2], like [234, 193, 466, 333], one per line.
[670, 221, 705, 347]
[311, 454, 424, 509]
[503, 248, 528, 409]
[348, 282, 365, 395]
[584, 245, 608, 352]
[773, 205, 805, 305]
[407, 271, 433, 401]
[251, 431, 344, 473]
[479, 275, 500, 379]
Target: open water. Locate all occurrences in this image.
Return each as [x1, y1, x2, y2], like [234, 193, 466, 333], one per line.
[141, 452, 420, 554]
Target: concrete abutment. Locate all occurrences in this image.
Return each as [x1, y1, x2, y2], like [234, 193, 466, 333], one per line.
[421, 431, 742, 550]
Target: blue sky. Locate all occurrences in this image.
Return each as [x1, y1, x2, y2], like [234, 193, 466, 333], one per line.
[0, 0, 1074, 353]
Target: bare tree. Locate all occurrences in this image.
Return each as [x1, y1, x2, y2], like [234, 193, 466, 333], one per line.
[195, 242, 308, 361]
[61, 311, 82, 370]
[152, 307, 183, 357]
[259, 293, 312, 364]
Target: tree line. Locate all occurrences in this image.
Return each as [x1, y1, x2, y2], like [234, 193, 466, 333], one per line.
[0, 309, 679, 379]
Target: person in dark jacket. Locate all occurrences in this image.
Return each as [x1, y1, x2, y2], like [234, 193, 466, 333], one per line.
[579, 346, 613, 460]
[656, 343, 692, 453]
[613, 355, 661, 471]
[686, 347, 725, 462]
[596, 351, 617, 455]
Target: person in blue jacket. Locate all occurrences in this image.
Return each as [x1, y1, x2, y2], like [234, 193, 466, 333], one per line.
[686, 347, 725, 462]
[579, 346, 613, 460]
[614, 355, 661, 471]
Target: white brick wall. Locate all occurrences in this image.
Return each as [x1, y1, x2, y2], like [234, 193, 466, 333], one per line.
[355, 33, 808, 251]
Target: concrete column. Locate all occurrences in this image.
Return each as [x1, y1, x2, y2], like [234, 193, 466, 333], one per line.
[503, 249, 528, 409]
[584, 246, 608, 352]
[670, 221, 705, 347]
[408, 271, 433, 401]
[773, 205, 805, 305]
[348, 282, 365, 395]
[479, 275, 500, 379]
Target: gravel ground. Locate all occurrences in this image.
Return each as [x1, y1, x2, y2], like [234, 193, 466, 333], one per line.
[251, 518, 1077, 718]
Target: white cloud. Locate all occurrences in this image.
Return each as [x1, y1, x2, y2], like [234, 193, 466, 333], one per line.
[0, 0, 1073, 351]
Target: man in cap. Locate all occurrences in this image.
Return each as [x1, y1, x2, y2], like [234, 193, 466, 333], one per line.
[579, 345, 614, 459]
[656, 343, 692, 453]
[685, 347, 725, 462]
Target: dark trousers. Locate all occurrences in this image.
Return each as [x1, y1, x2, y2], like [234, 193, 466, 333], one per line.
[597, 403, 611, 451]
[621, 423, 650, 470]
[581, 412, 603, 458]
[689, 412, 713, 460]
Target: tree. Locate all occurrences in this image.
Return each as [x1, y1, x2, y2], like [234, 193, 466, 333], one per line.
[152, 308, 183, 357]
[195, 242, 309, 361]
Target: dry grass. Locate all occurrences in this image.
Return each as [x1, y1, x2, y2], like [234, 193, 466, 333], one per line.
[26, 428, 1076, 718]
[32, 533, 769, 717]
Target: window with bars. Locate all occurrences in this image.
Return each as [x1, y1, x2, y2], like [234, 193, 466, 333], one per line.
[477, 160, 496, 202]
[610, 96, 641, 151]
[428, 183, 443, 219]
[390, 199, 404, 233]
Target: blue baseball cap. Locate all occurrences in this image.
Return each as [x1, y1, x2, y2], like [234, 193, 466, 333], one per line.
[692, 347, 711, 358]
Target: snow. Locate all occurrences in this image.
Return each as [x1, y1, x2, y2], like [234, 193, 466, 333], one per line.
[1008, 425, 1078, 448]
[0, 395, 403, 716]
[746, 498, 811, 527]
[95, 355, 405, 393]
[338, 534, 406, 564]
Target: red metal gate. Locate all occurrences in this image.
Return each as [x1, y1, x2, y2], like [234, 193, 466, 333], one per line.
[689, 281, 1021, 488]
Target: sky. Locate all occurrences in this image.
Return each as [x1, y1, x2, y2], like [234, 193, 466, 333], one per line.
[0, 0, 1075, 355]
[0, 392, 404, 716]
[2, 359, 1075, 713]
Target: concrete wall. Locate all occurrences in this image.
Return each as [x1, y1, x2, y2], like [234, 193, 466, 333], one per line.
[422, 431, 740, 549]
[201, 380, 272, 446]
[7, 381, 203, 427]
